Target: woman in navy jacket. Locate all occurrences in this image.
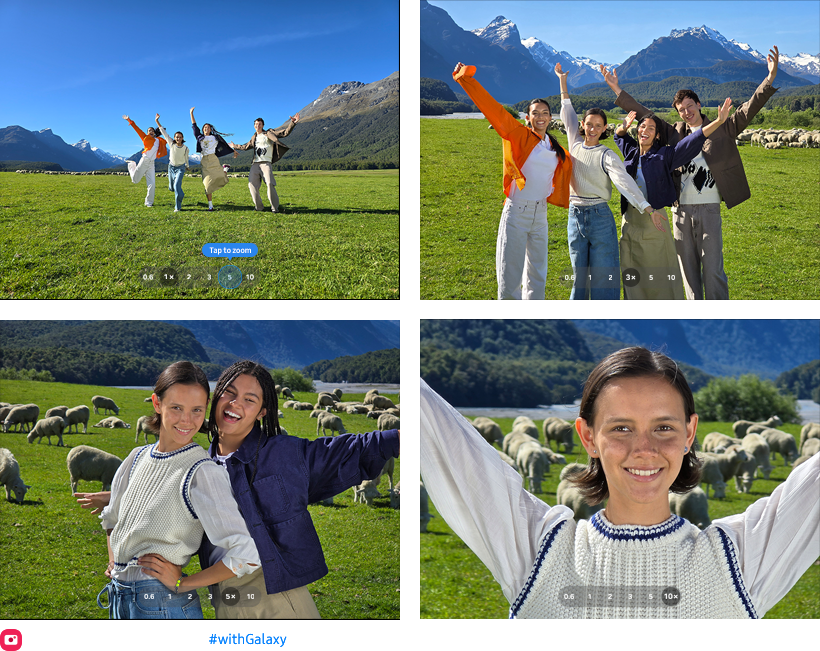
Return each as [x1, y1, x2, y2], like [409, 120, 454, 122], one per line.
[614, 100, 731, 299]
[198, 360, 400, 618]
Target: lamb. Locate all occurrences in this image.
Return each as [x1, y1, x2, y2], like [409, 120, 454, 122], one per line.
[702, 432, 742, 453]
[799, 422, 820, 451]
[3, 404, 40, 433]
[735, 434, 772, 493]
[316, 412, 346, 436]
[353, 458, 395, 506]
[420, 480, 432, 532]
[27, 416, 68, 446]
[45, 406, 69, 419]
[93, 416, 131, 429]
[91, 395, 119, 416]
[668, 488, 711, 529]
[64, 405, 90, 434]
[0, 448, 31, 503]
[732, 416, 782, 438]
[66, 445, 122, 493]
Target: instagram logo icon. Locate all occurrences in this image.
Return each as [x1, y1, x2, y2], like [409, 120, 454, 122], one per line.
[1, 630, 22, 651]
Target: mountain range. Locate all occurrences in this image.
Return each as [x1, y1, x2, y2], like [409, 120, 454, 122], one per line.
[421, 1, 818, 104]
[1, 72, 398, 172]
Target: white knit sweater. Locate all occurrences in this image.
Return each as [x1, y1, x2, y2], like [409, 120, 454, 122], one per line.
[110, 443, 213, 572]
[511, 511, 754, 618]
[420, 378, 820, 619]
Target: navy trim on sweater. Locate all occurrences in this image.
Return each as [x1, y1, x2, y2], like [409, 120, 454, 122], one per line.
[590, 511, 685, 541]
[181, 458, 215, 519]
[716, 527, 758, 618]
[509, 519, 569, 618]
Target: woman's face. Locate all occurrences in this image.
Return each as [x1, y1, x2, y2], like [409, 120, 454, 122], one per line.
[215, 373, 267, 441]
[583, 114, 606, 143]
[152, 383, 208, 452]
[527, 102, 551, 135]
[174, 132, 184, 145]
[637, 119, 657, 148]
[576, 375, 698, 525]
[203, 124, 213, 136]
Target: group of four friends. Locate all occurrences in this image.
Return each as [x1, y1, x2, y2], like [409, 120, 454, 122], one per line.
[452, 46, 781, 300]
[123, 108, 299, 213]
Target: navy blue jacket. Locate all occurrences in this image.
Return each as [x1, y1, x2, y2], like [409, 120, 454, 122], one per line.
[199, 427, 399, 595]
[614, 129, 706, 215]
[191, 122, 235, 158]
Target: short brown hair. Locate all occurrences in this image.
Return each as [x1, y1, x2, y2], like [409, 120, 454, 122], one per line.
[672, 89, 701, 110]
[146, 361, 210, 434]
[569, 347, 701, 505]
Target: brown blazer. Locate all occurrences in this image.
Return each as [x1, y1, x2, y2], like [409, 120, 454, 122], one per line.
[234, 118, 298, 164]
[616, 79, 777, 209]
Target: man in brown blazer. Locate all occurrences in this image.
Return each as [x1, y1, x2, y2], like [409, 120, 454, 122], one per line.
[600, 46, 779, 300]
[230, 114, 300, 212]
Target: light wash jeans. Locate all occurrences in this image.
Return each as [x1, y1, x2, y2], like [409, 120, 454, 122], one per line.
[97, 577, 203, 619]
[168, 164, 186, 211]
[567, 201, 620, 300]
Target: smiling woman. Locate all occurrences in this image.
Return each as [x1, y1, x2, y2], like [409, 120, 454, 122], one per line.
[420, 347, 819, 619]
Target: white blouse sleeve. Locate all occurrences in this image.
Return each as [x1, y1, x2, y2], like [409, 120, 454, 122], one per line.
[713, 452, 820, 616]
[159, 125, 172, 146]
[189, 462, 261, 578]
[99, 447, 141, 530]
[560, 98, 583, 151]
[602, 149, 651, 213]
[420, 378, 572, 603]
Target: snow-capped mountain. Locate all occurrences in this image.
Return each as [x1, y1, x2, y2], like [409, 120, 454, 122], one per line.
[471, 16, 530, 58]
[523, 36, 617, 88]
[73, 139, 129, 167]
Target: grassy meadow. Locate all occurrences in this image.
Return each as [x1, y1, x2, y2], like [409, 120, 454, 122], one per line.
[420, 118, 820, 299]
[0, 379, 400, 620]
[0, 169, 399, 299]
[420, 415, 818, 619]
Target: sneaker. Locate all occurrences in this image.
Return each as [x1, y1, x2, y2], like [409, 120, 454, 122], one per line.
[174, 208, 179, 213]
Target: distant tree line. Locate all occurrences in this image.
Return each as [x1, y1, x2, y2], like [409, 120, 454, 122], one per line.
[776, 359, 820, 403]
[302, 348, 399, 384]
[269, 368, 315, 393]
[0, 160, 65, 171]
[694, 375, 800, 423]
[0, 367, 55, 382]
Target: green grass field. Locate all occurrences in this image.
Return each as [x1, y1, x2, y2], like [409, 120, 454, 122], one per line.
[420, 415, 818, 619]
[0, 380, 400, 620]
[0, 169, 399, 299]
[420, 118, 820, 299]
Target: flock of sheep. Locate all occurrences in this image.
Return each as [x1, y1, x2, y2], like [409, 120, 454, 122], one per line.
[419, 414, 820, 533]
[2, 387, 401, 511]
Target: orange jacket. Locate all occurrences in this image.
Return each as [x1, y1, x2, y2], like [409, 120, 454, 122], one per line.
[453, 65, 571, 208]
[128, 119, 168, 159]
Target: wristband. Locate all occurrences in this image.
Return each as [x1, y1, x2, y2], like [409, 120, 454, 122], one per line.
[174, 577, 183, 594]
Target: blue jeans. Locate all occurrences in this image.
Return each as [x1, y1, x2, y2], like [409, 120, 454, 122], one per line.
[97, 577, 203, 619]
[168, 164, 186, 211]
[567, 202, 620, 300]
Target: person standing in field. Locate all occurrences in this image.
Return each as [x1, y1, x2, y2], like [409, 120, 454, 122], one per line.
[123, 115, 167, 207]
[229, 114, 300, 213]
[155, 113, 189, 213]
[599, 46, 780, 300]
[451, 62, 572, 300]
[190, 107, 237, 212]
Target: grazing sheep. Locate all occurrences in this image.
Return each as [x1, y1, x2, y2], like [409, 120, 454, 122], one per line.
[353, 458, 395, 506]
[309, 409, 323, 419]
[556, 463, 603, 521]
[420, 480, 432, 532]
[3, 404, 40, 433]
[502, 429, 536, 461]
[369, 395, 397, 410]
[45, 406, 69, 419]
[472, 417, 503, 446]
[496, 448, 518, 469]
[740, 432, 773, 481]
[800, 438, 820, 458]
[367, 410, 386, 419]
[732, 416, 782, 438]
[292, 402, 313, 411]
[316, 393, 337, 408]
[702, 432, 742, 453]
[669, 488, 711, 529]
[516, 439, 549, 493]
[363, 389, 380, 404]
[543, 417, 575, 454]
[64, 405, 90, 434]
[345, 404, 369, 415]
[386, 407, 400, 417]
[135, 415, 159, 444]
[0, 448, 31, 503]
[759, 428, 799, 465]
[282, 400, 297, 409]
[316, 412, 346, 436]
[280, 387, 295, 400]
[799, 422, 820, 451]
[66, 445, 122, 493]
[332, 388, 343, 401]
[541, 447, 567, 465]
[0, 406, 18, 429]
[698, 446, 749, 498]
[512, 419, 540, 441]
[27, 416, 68, 446]
[91, 395, 119, 416]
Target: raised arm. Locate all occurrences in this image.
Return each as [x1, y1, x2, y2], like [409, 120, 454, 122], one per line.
[556, 64, 581, 147]
[452, 62, 527, 140]
[701, 97, 732, 139]
[189, 107, 196, 124]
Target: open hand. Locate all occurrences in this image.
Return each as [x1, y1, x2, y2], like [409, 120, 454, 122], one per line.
[122, 115, 129, 121]
[651, 209, 668, 232]
[74, 491, 110, 514]
[290, 113, 300, 123]
[717, 97, 732, 123]
[767, 45, 779, 82]
[623, 110, 636, 131]
[138, 553, 183, 592]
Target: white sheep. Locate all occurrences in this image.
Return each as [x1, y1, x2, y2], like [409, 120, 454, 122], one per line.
[66, 445, 122, 493]
[369, 395, 397, 410]
[543, 417, 575, 453]
[135, 415, 159, 444]
[316, 412, 346, 436]
[732, 416, 782, 438]
[282, 400, 297, 409]
[64, 405, 90, 434]
[512, 419, 540, 441]
[293, 402, 313, 411]
[759, 428, 799, 465]
[315, 393, 337, 408]
[92, 395, 120, 416]
[698, 446, 749, 499]
[502, 429, 535, 461]
[702, 432, 741, 453]
[377, 413, 400, 431]
[3, 404, 40, 433]
[27, 416, 68, 446]
[332, 388, 343, 401]
[345, 404, 369, 415]
[541, 447, 567, 465]
[799, 422, 819, 452]
[0, 448, 31, 503]
[741, 433, 772, 479]
[799, 437, 820, 458]
[668, 488, 711, 529]
[280, 387, 295, 400]
[472, 417, 504, 446]
[0, 405, 18, 429]
[496, 448, 518, 469]
[516, 439, 549, 494]
[93, 416, 131, 429]
[353, 458, 395, 506]
[45, 406, 69, 419]
[556, 463, 602, 521]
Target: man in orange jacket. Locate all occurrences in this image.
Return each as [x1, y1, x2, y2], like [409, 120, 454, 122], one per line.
[452, 62, 572, 300]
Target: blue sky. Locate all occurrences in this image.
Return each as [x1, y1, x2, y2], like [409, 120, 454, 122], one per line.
[0, 0, 398, 157]
[429, 0, 820, 66]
